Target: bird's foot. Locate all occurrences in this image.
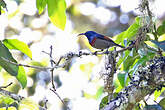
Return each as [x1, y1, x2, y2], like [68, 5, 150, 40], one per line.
[93, 49, 104, 55]
[105, 49, 109, 54]
[93, 51, 98, 55]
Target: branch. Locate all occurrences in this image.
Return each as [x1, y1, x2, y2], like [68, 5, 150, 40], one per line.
[102, 57, 165, 110]
[50, 88, 71, 110]
[0, 57, 64, 70]
[102, 0, 159, 109]
[46, 46, 71, 110]
[100, 52, 117, 99]
[0, 82, 13, 89]
[0, 83, 24, 101]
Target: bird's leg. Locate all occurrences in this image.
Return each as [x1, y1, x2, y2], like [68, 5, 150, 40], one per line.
[93, 49, 104, 55]
[105, 49, 109, 54]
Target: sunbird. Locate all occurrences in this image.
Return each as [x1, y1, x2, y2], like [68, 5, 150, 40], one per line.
[78, 31, 124, 50]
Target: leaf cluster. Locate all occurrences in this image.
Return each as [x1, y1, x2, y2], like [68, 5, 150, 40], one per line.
[100, 17, 165, 109]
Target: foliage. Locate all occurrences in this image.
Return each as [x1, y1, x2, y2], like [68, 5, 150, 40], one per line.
[99, 95, 108, 110]
[101, 16, 165, 109]
[0, 0, 7, 15]
[18, 98, 39, 110]
[3, 39, 32, 59]
[36, 0, 66, 30]
[0, 41, 18, 76]
[0, 39, 29, 88]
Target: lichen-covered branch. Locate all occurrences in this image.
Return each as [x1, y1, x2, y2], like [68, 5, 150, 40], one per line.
[102, 57, 165, 110]
[100, 51, 118, 100]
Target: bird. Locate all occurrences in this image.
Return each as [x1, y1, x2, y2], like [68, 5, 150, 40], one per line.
[77, 31, 125, 50]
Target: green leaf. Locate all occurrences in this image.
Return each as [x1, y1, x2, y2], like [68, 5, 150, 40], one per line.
[131, 55, 149, 75]
[114, 77, 124, 93]
[99, 95, 108, 110]
[159, 98, 165, 109]
[157, 23, 165, 36]
[154, 87, 165, 100]
[47, 0, 66, 30]
[123, 55, 138, 72]
[0, 0, 7, 9]
[113, 17, 142, 46]
[0, 66, 2, 71]
[117, 50, 130, 68]
[123, 17, 142, 40]
[3, 39, 32, 59]
[84, 87, 103, 99]
[0, 41, 18, 76]
[117, 73, 126, 87]
[114, 31, 125, 44]
[16, 66, 27, 89]
[36, 0, 47, 14]
[0, 95, 15, 105]
[0, 107, 17, 110]
[119, 48, 139, 72]
[18, 98, 39, 110]
[151, 40, 165, 51]
[95, 87, 104, 99]
[0, 41, 27, 88]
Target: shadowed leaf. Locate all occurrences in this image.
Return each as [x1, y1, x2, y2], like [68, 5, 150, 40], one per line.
[0, 41, 18, 76]
[99, 95, 108, 110]
[157, 22, 165, 36]
[151, 40, 165, 51]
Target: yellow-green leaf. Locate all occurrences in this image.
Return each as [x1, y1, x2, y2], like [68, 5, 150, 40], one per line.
[154, 87, 165, 100]
[0, 95, 15, 105]
[16, 66, 27, 89]
[36, 0, 47, 14]
[3, 39, 32, 59]
[0, 107, 16, 110]
[47, 0, 66, 30]
[18, 98, 39, 110]
[159, 98, 165, 109]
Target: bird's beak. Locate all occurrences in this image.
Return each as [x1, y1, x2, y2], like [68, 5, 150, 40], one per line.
[77, 33, 85, 37]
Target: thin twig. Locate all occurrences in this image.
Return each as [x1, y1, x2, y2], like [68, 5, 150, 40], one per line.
[44, 98, 48, 109]
[0, 57, 64, 70]
[50, 46, 54, 66]
[50, 89, 71, 110]
[116, 45, 134, 53]
[0, 82, 13, 89]
[1, 57, 52, 70]
[49, 46, 56, 90]
[56, 56, 63, 66]
[42, 51, 50, 56]
[48, 46, 71, 110]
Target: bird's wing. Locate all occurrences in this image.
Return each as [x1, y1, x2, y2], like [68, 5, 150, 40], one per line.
[97, 35, 125, 48]
[103, 36, 113, 41]
[97, 35, 113, 42]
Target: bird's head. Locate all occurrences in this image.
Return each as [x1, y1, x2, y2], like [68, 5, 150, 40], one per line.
[77, 31, 97, 38]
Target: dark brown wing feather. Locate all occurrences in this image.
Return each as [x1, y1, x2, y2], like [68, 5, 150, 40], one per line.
[103, 36, 125, 48]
